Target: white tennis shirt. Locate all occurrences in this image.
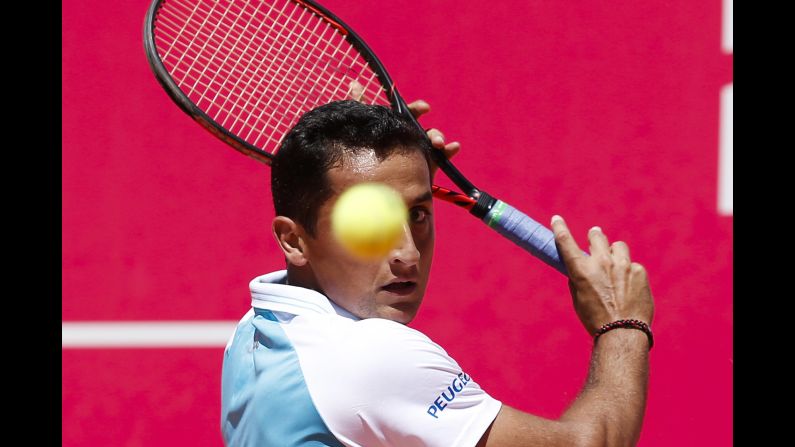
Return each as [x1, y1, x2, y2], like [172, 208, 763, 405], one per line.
[221, 270, 502, 446]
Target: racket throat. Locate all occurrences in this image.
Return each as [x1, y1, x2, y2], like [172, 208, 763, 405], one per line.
[430, 148, 479, 197]
[468, 190, 497, 219]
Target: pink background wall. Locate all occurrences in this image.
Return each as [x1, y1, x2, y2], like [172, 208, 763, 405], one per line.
[62, 0, 733, 445]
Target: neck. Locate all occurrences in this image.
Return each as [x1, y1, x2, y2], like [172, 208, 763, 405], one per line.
[286, 264, 322, 294]
[286, 264, 357, 318]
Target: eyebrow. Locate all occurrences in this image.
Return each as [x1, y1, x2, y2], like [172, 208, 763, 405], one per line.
[410, 191, 433, 205]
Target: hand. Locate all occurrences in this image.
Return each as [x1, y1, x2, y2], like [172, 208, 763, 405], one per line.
[551, 215, 655, 335]
[348, 81, 460, 178]
[407, 100, 461, 178]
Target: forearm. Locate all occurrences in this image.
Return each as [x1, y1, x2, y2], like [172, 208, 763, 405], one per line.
[478, 219, 655, 447]
[561, 329, 650, 447]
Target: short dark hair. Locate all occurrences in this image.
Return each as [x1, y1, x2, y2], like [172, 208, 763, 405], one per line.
[271, 100, 432, 236]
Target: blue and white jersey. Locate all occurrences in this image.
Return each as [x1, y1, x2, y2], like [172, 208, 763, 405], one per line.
[221, 270, 502, 447]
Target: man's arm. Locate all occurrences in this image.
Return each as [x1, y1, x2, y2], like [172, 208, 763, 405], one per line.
[478, 216, 654, 447]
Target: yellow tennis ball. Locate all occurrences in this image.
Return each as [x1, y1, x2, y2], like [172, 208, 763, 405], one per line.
[331, 182, 408, 259]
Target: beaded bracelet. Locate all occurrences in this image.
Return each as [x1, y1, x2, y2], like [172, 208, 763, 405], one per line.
[593, 319, 654, 350]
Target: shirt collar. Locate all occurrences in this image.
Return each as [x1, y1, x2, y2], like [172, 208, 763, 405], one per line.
[249, 270, 361, 321]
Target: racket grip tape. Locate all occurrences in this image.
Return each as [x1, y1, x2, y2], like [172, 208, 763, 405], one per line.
[476, 199, 569, 275]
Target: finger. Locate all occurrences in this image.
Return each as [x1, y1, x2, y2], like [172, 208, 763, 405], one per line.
[429, 142, 461, 178]
[610, 240, 630, 264]
[630, 262, 648, 281]
[426, 128, 446, 148]
[610, 241, 630, 297]
[587, 226, 611, 259]
[407, 99, 430, 118]
[348, 80, 367, 102]
[443, 141, 461, 159]
[551, 215, 585, 268]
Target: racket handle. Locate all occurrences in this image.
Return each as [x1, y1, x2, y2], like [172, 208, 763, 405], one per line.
[476, 198, 571, 275]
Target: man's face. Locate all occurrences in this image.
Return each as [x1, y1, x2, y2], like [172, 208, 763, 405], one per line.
[302, 148, 434, 324]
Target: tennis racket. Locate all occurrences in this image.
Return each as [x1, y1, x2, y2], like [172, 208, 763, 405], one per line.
[143, 0, 570, 275]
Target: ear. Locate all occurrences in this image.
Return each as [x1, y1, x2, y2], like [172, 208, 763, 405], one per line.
[272, 216, 310, 267]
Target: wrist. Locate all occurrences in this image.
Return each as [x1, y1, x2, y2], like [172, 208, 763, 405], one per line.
[595, 327, 648, 347]
[594, 319, 654, 350]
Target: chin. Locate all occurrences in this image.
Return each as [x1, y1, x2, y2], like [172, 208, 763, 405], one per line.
[380, 302, 420, 325]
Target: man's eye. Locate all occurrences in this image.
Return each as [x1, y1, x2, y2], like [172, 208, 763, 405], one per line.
[410, 208, 430, 223]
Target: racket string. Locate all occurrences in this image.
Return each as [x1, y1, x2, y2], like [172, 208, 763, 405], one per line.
[239, 1, 336, 141]
[222, 0, 304, 133]
[156, 0, 390, 151]
[179, 0, 237, 99]
[199, 0, 277, 123]
[160, 0, 383, 106]
[163, 0, 340, 117]
[157, 16, 346, 104]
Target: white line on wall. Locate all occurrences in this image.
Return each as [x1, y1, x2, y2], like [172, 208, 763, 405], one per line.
[719, 83, 733, 216]
[723, 0, 732, 53]
[62, 321, 238, 348]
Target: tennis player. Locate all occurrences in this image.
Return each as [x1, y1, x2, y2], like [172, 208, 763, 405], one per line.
[221, 99, 655, 447]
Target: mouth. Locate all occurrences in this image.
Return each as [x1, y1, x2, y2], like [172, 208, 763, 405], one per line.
[380, 281, 417, 296]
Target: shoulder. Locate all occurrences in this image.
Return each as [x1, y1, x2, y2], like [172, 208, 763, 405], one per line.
[286, 315, 477, 412]
[288, 317, 501, 446]
[323, 317, 456, 374]
[365, 320, 458, 383]
[352, 318, 442, 349]
[285, 315, 456, 376]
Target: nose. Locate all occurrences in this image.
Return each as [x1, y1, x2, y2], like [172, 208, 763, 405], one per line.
[390, 223, 420, 266]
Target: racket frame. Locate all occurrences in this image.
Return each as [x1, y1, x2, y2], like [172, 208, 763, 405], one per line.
[143, 0, 572, 275]
[143, 0, 483, 204]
